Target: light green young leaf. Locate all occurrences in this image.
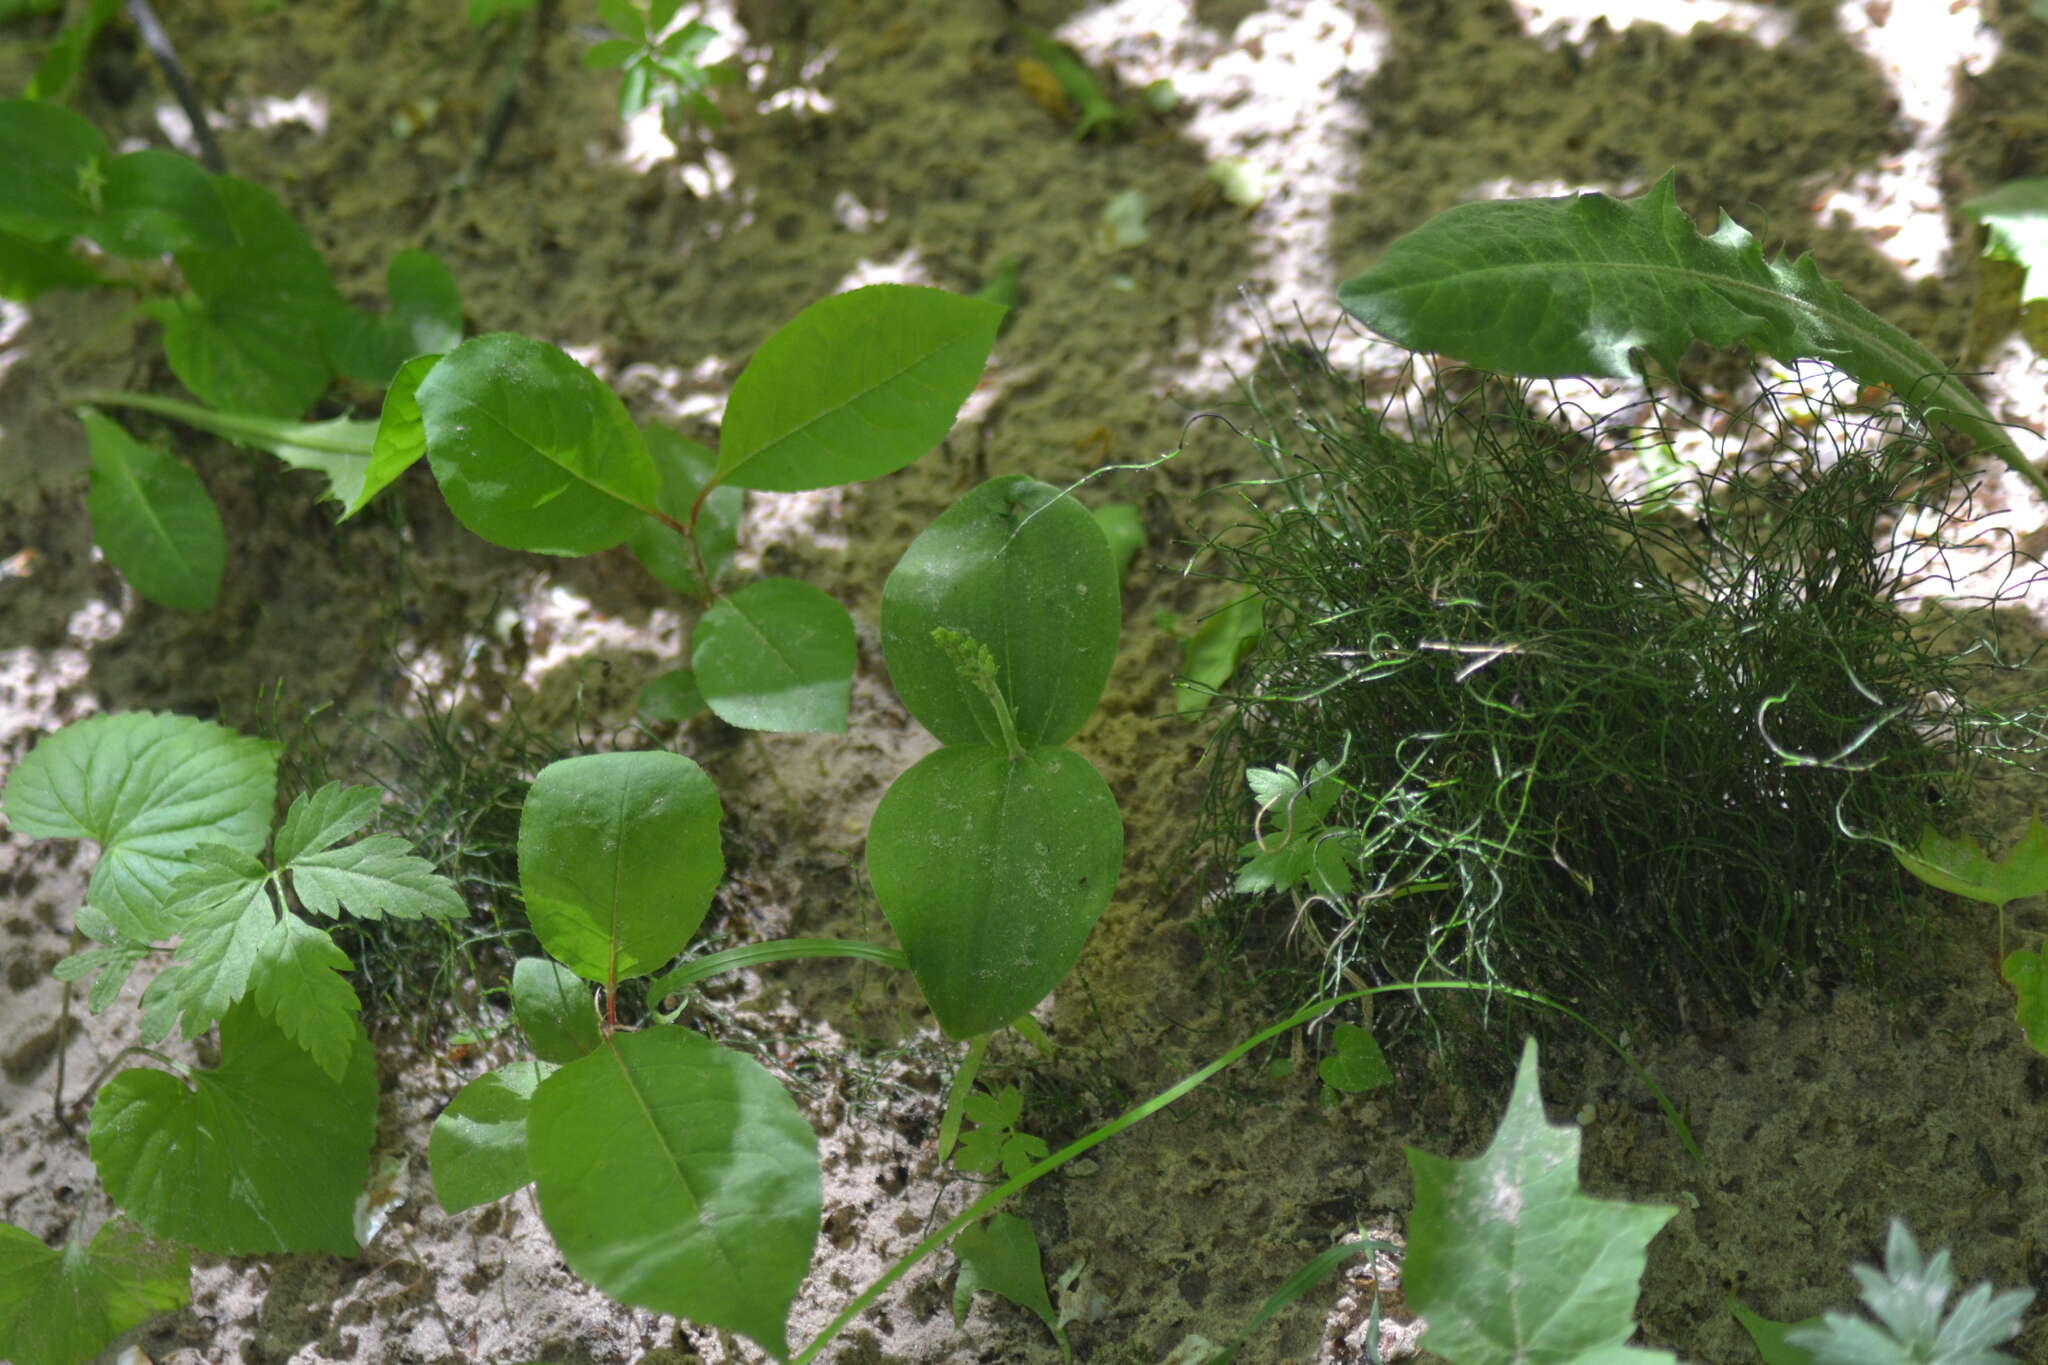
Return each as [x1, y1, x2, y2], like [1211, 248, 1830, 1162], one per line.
[0, 711, 278, 942]
[1961, 180, 2048, 306]
[0, 1218, 189, 1365]
[140, 844, 289, 1048]
[1174, 594, 1262, 715]
[325, 248, 463, 387]
[1785, 1220, 2032, 1365]
[626, 425, 743, 597]
[512, 956, 602, 1064]
[428, 1059, 557, 1213]
[2000, 946, 2048, 1057]
[246, 911, 359, 1082]
[953, 1213, 1070, 1361]
[417, 332, 658, 555]
[716, 284, 1005, 491]
[1317, 1024, 1391, 1094]
[151, 176, 348, 417]
[881, 475, 1120, 749]
[287, 830, 469, 921]
[80, 408, 226, 612]
[349, 351, 441, 518]
[87, 148, 236, 258]
[1090, 502, 1144, 579]
[0, 97, 108, 240]
[528, 1027, 820, 1360]
[693, 577, 857, 733]
[519, 751, 724, 983]
[271, 781, 379, 867]
[1405, 1038, 1678, 1365]
[91, 997, 376, 1256]
[1893, 818, 2048, 908]
[867, 744, 1122, 1039]
[1337, 172, 2039, 496]
[51, 943, 150, 1013]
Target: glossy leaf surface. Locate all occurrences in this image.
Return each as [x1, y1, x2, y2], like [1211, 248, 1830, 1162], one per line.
[882, 475, 1119, 749]
[91, 998, 376, 1256]
[416, 333, 657, 555]
[528, 1028, 820, 1359]
[716, 284, 1003, 491]
[81, 410, 225, 612]
[519, 751, 723, 982]
[694, 577, 857, 733]
[866, 744, 1121, 1038]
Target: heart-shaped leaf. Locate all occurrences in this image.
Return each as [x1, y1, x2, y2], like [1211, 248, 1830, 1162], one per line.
[518, 751, 723, 982]
[90, 997, 376, 1256]
[866, 744, 1121, 1038]
[528, 1027, 820, 1360]
[882, 475, 1119, 749]
[1317, 1024, 1392, 1094]
[716, 284, 1003, 491]
[416, 332, 658, 555]
[693, 576, 857, 733]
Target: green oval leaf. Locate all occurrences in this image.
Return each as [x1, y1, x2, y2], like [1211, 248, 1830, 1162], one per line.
[513, 956, 602, 1063]
[0, 97, 108, 240]
[416, 333, 657, 555]
[716, 284, 1004, 491]
[346, 352, 442, 518]
[882, 475, 1119, 749]
[693, 577, 856, 733]
[1337, 171, 2030, 489]
[528, 1028, 820, 1359]
[518, 751, 723, 982]
[90, 998, 376, 1256]
[80, 409, 226, 612]
[428, 1059, 557, 1213]
[866, 745, 1122, 1038]
[88, 148, 236, 258]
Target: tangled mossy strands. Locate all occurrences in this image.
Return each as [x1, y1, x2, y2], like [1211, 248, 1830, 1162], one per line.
[1190, 342, 2029, 1069]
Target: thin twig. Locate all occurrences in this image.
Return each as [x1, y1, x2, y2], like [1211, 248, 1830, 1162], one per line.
[125, 0, 225, 173]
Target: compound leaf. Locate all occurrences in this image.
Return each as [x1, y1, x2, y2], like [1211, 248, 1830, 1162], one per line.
[513, 956, 602, 1064]
[693, 576, 856, 733]
[429, 1059, 557, 1213]
[91, 997, 376, 1256]
[1337, 172, 2030, 489]
[0, 1218, 189, 1365]
[1894, 818, 2048, 908]
[866, 744, 1121, 1039]
[882, 475, 1119, 749]
[80, 408, 225, 612]
[416, 332, 657, 555]
[519, 751, 723, 983]
[716, 284, 1004, 491]
[286, 804, 467, 922]
[1405, 1038, 1677, 1365]
[952, 1213, 1068, 1360]
[0, 711, 277, 943]
[528, 1027, 820, 1360]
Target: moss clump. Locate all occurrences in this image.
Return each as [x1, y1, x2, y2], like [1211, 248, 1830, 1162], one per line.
[1189, 342, 2041, 1069]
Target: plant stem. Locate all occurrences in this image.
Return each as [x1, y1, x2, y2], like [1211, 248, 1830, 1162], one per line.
[646, 938, 910, 1020]
[789, 978, 1699, 1365]
[935, 1034, 989, 1163]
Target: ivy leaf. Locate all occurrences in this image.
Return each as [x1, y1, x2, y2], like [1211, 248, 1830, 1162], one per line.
[91, 997, 376, 1256]
[1893, 819, 2048, 908]
[0, 712, 277, 943]
[953, 1213, 1070, 1361]
[0, 1218, 189, 1365]
[1405, 1038, 1678, 1365]
[1337, 171, 2035, 494]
